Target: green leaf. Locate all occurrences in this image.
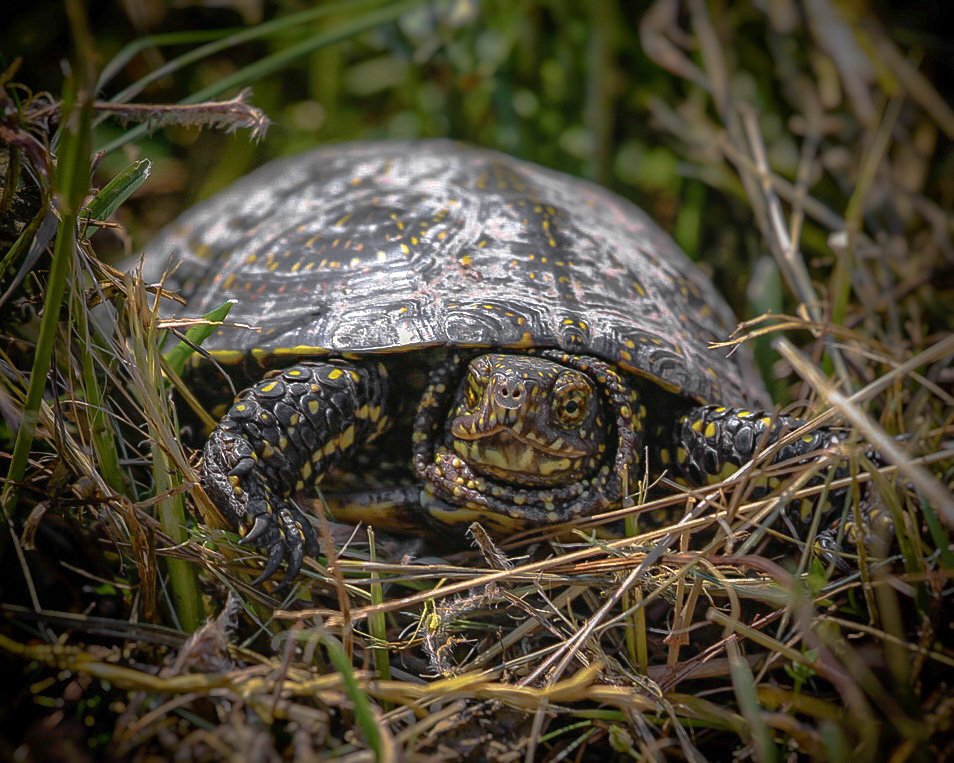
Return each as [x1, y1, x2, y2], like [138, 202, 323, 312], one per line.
[322, 634, 383, 759]
[85, 158, 152, 234]
[162, 300, 236, 376]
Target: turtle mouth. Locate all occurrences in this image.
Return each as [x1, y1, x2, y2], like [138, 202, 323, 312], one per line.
[450, 426, 587, 486]
[450, 418, 588, 458]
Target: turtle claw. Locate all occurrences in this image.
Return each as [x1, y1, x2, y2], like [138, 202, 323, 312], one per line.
[203, 430, 320, 588]
[276, 542, 306, 591]
[240, 514, 271, 546]
[814, 529, 852, 573]
[242, 501, 317, 588]
[252, 540, 287, 586]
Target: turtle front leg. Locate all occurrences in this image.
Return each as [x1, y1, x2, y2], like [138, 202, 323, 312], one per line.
[201, 360, 390, 586]
[662, 405, 888, 546]
[663, 405, 843, 487]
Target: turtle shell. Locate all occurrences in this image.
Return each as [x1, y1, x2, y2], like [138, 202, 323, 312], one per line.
[144, 140, 767, 407]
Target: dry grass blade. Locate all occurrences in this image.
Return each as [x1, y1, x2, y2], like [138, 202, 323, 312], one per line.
[776, 338, 954, 528]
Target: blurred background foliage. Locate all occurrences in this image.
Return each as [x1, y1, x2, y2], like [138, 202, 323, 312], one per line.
[7, 0, 948, 324]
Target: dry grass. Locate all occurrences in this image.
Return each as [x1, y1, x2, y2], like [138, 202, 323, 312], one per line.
[1, 1, 952, 761]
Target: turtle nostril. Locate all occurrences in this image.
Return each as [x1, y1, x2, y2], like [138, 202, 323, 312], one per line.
[492, 378, 527, 409]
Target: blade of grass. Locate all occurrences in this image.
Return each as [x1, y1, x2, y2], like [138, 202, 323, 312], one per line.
[367, 528, 392, 687]
[84, 158, 152, 235]
[102, 0, 389, 104]
[1, 0, 94, 523]
[775, 337, 954, 529]
[98, 29, 239, 89]
[72, 286, 126, 494]
[920, 497, 954, 570]
[127, 276, 203, 631]
[98, 0, 431, 155]
[162, 299, 236, 375]
[322, 633, 384, 761]
[726, 637, 777, 763]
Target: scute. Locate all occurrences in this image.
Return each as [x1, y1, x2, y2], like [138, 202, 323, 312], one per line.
[143, 140, 767, 407]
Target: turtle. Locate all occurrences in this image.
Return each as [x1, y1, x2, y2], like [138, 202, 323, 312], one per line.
[144, 139, 858, 587]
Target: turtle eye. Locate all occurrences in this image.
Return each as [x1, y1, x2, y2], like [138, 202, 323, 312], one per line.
[553, 379, 590, 428]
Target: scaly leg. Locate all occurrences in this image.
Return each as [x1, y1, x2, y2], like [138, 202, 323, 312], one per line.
[664, 405, 843, 487]
[663, 405, 855, 529]
[201, 360, 389, 586]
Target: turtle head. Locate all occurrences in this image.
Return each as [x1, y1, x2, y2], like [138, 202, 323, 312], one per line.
[446, 354, 606, 487]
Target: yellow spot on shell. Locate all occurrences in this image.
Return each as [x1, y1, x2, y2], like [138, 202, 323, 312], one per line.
[209, 350, 245, 364]
[328, 369, 344, 380]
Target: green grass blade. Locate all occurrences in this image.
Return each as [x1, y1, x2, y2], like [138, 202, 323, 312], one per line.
[84, 158, 152, 234]
[322, 633, 383, 759]
[367, 528, 392, 686]
[102, 0, 389, 105]
[72, 292, 126, 494]
[127, 278, 204, 631]
[1, 13, 93, 521]
[98, 29, 238, 89]
[98, 0, 430, 155]
[727, 638, 777, 763]
[162, 299, 236, 376]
